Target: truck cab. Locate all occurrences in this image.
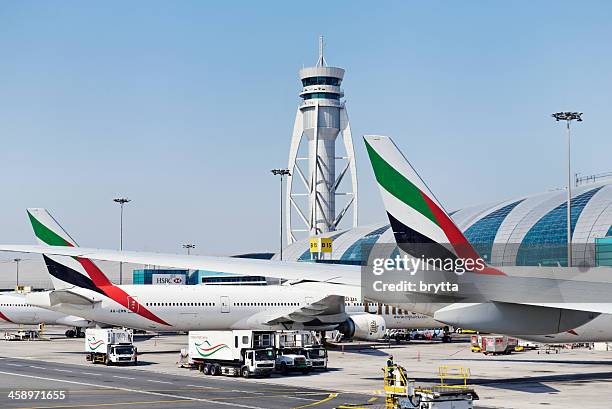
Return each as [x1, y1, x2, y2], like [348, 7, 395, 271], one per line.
[275, 330, 326, 372]
[85, 328, 137, 366]
[276, 347, 311, 375]
[109, 344, 137, 364]
[303, 346, 327, 370]
[242, 348, 275, 377]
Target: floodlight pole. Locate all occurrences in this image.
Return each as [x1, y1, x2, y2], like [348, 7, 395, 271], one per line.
[182, 244, 196, 255]
[552, 112, 583, 267]
[14, 258, 21, 288]
[271, 169, 291, 260]
[113, 197, 131, 284]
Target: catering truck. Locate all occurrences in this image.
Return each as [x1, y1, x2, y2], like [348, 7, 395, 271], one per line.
[276, 331, 327, 370]
[189, 330, 275, 378]
[85, 328, 137, 365]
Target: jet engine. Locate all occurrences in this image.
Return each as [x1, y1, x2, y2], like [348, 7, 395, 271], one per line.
[337, 313, 386, 341]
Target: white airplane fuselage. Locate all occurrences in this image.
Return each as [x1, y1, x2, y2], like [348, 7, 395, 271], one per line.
[0, 292, 92, 328]
[29, 283, 352, 332]
[29, 283, 443, 332]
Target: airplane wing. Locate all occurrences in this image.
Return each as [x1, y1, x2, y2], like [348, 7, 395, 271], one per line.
[26, 288, 98, 308]
[49, 289, 98, 306]
[0, 244, 361, 287]
[264, 294, 347, 326]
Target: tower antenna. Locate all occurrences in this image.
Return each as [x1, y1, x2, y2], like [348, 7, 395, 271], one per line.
[317, 35, 326, 67]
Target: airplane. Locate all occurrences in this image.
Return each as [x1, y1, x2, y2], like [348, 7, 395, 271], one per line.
[344, 299, 442, 330]
[3, 136, 611, 340]
[0, 204, 607, 341]
[362, 134, 612, 341]
[0, 291, 93, 337]
[1, 209, 393, 340]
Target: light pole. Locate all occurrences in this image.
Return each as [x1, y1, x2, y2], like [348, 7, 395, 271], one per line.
[14, 258, 21, 288]
[552, 111, 583, 267]
[113, 197, 131, 284]
[182, 244, 196, 255]
[271, 169, 290, 260]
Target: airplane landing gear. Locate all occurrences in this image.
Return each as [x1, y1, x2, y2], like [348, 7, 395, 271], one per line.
[65, 328, 85, 338]
[442, 326, 452, 343]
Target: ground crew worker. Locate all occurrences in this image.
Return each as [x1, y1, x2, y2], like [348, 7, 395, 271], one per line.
[386, 355, 395, 384]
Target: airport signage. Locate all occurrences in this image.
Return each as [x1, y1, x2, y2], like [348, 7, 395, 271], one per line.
[310, 237, 332, 253]
[152, 274, 186, 285]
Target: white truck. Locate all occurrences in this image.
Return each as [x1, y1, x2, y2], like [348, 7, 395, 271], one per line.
[85, 328, 137, 366]
[188, 330, 276, 378]
[276, 331, 327, 371]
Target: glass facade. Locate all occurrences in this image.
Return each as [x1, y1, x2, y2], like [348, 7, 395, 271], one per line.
[463, 200, 524, 262]
[340, 226, 391, 264]
[301, 76, 341, 87]
[132, 269, 188, 285]
[596, 237, 612, 266]
[302, 92, 340, 100]
[517, 187, 603, 266]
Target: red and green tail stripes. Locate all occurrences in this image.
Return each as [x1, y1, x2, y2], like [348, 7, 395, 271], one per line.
[194, 340, 230, 357]
[30, 209, 172, 326]
[28, 210, 74, 247]
[365, 140, 438, 227]
[365, 137, 505, 276]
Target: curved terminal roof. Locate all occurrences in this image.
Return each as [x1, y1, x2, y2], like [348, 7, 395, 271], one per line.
[278, 181, 612, 267]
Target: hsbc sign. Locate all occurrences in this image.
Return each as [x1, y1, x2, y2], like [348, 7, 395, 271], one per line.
[152, 274, 186, 285]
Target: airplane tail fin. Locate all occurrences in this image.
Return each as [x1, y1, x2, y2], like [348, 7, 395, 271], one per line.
[25, 208, 171, 325]
[27, 208, 78, 247]
[363, 135, 503, 275]
[27, 208, 107, 291]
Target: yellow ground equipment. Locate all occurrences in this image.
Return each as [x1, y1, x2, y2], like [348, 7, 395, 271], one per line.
[382, 364, 478, 409]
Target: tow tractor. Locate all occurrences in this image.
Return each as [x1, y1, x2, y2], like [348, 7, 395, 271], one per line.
[383, 363, 478, 409]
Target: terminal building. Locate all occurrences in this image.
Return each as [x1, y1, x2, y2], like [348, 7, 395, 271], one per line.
[132, 268, 268, 286]
[277, 176, 612, 267]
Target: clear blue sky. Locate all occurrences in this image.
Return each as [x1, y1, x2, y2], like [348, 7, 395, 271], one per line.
[1, 1, 611, 256]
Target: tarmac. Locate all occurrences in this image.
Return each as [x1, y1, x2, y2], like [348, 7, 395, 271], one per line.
[2, 323, 612, 408]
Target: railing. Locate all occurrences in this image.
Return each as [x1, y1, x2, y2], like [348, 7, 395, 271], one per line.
[437, 365, 471, 388]
[575, 171, 612, 187]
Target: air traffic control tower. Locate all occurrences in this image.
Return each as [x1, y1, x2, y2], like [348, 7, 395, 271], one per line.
[286, 37, 358, 243]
